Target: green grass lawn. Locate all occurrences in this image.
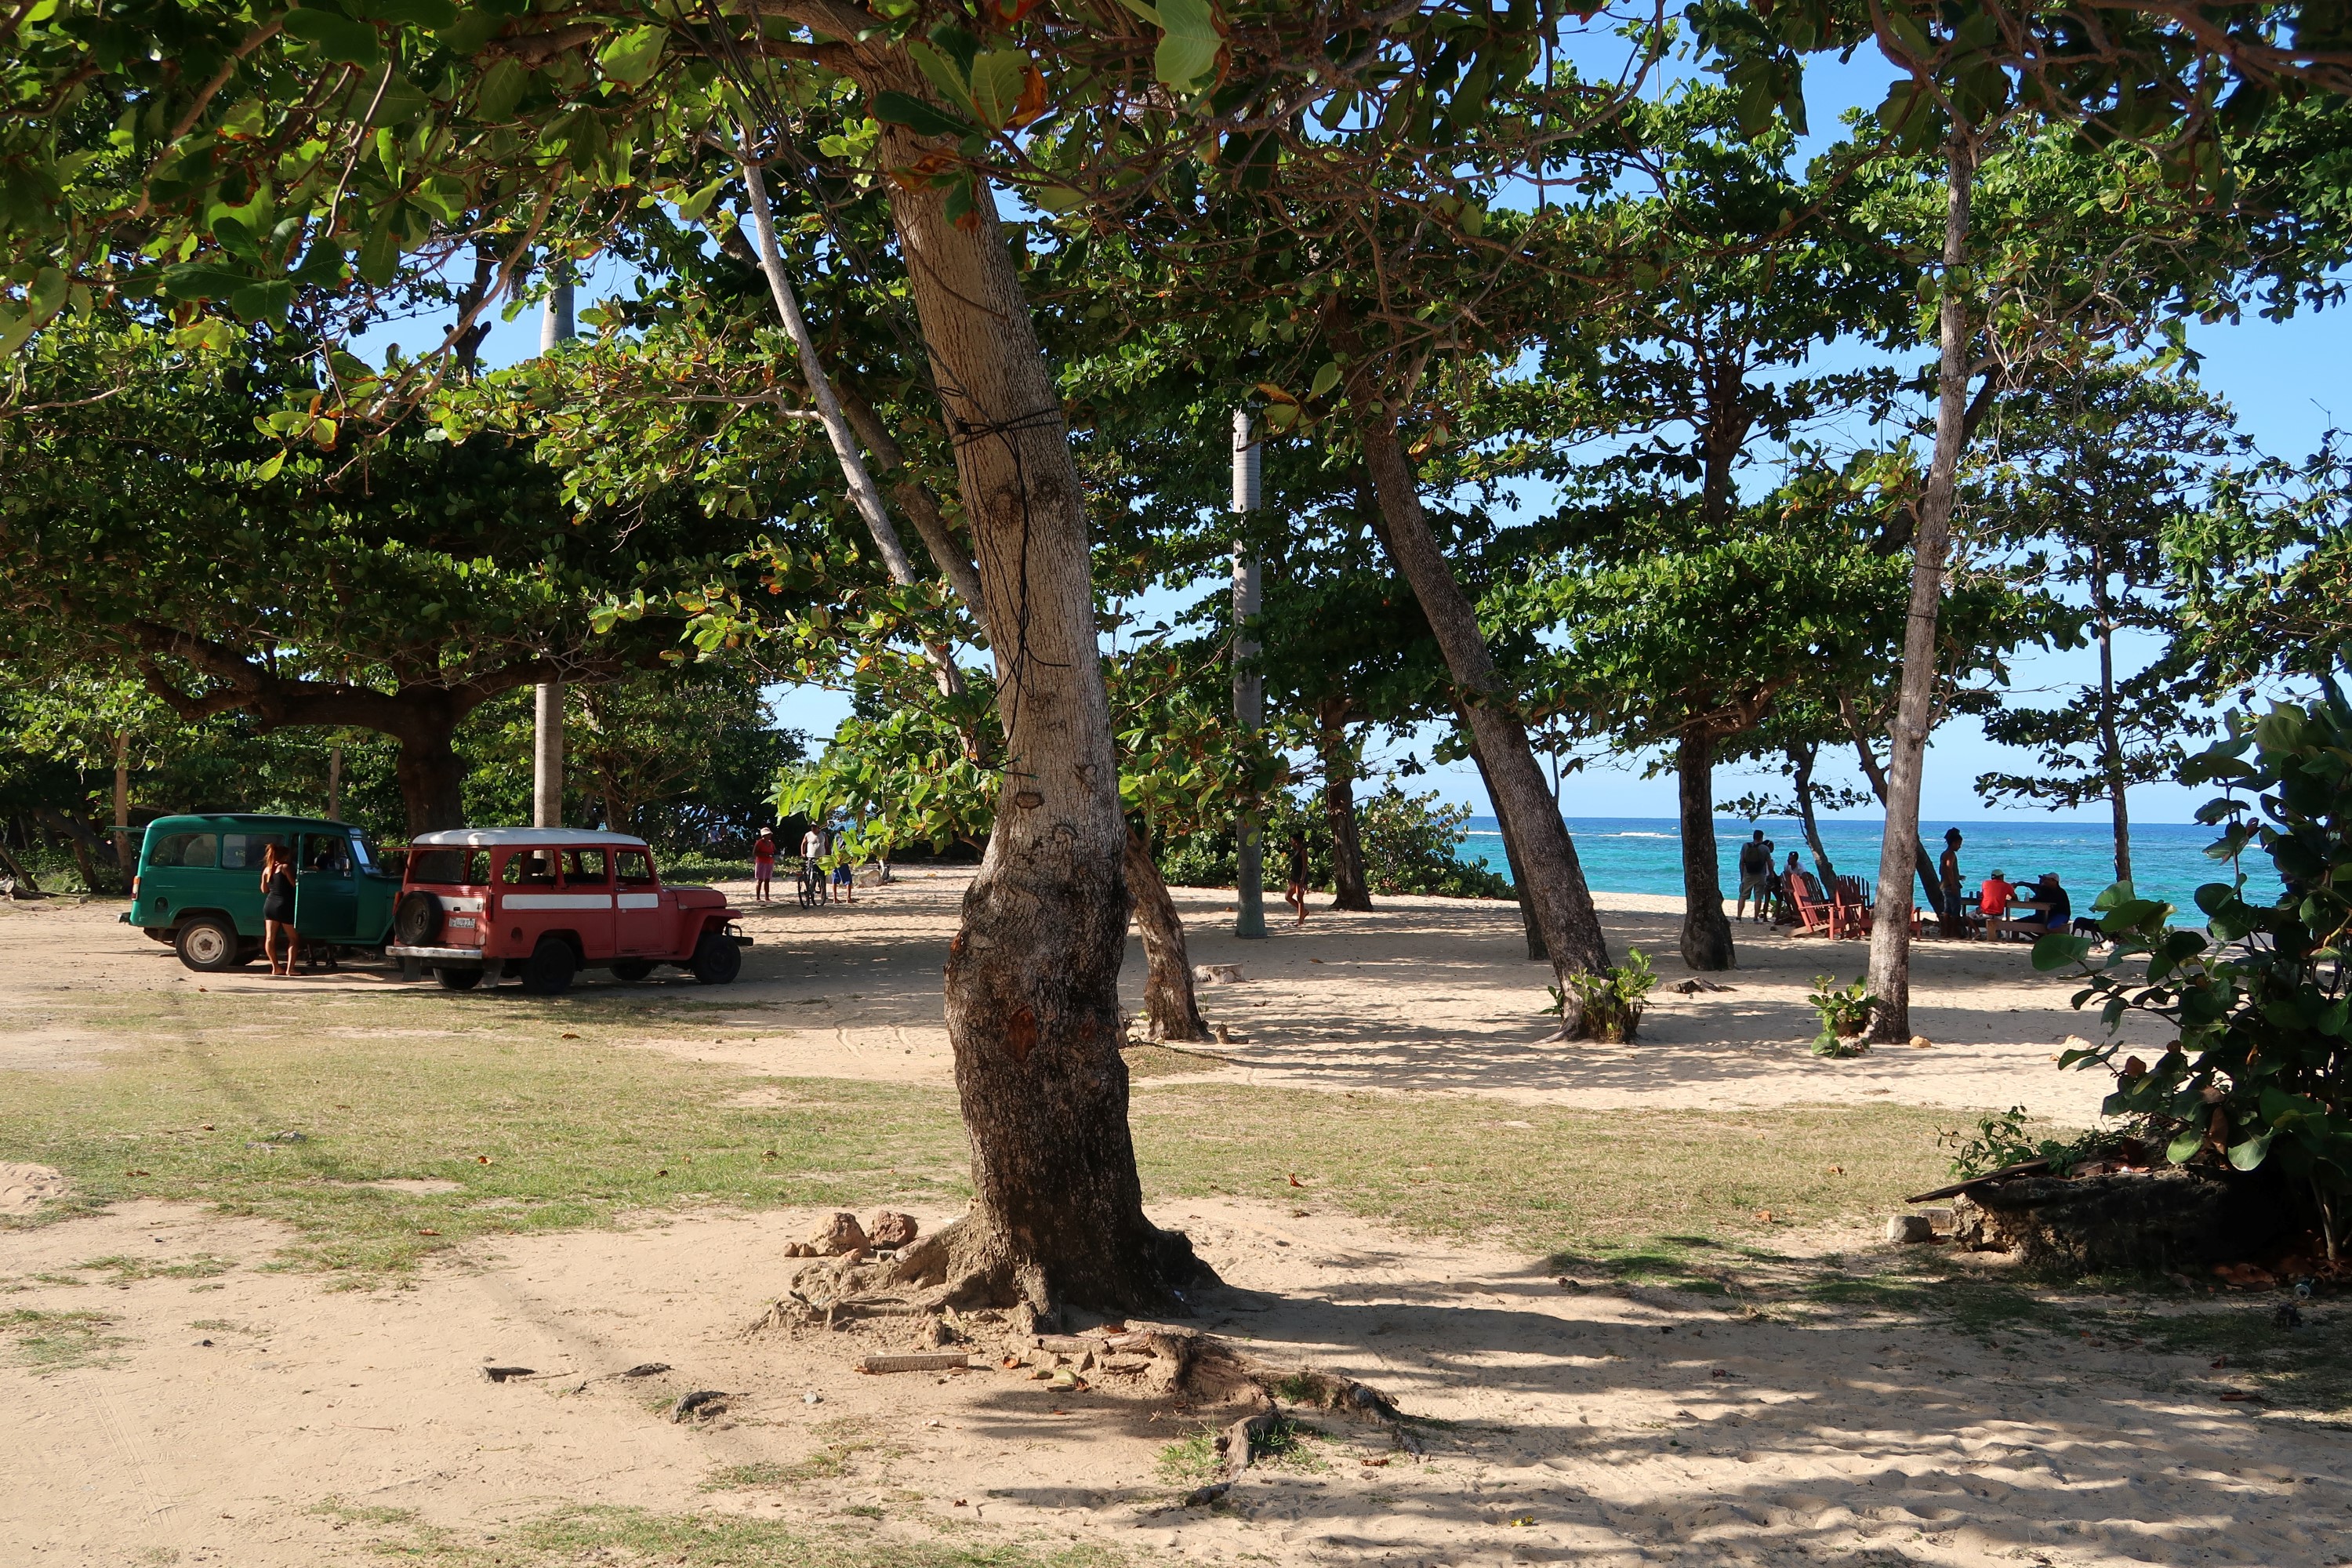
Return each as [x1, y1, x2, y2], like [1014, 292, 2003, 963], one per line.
[1, 985, 1956, 1283]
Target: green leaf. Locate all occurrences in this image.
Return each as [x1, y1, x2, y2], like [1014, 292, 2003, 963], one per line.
[160, 261, 255, 302]
[1881, 8, 1936, 64]
[229, 278, 296, 323]
[1112, 0, 1160, 20]
[597, 25, 667, 87]
[2165, 1130, 2206, 1164]
[872, 90, 974, 140]
[1152, 0, 1221, 91]
[968, 49, 1032, 129]
[673, 175, 728, 223]
[436, 6, 506, 54]
[2029, 932, 2092, 972]
[1029, 182, 1085, 212]
[281, 9, 386, 65]
[1308, 361, 1340, 398]
[256, 449, 288, 481]
[353, 0, 457, 24]
[2226, 1132, 2273, 1172]
[907, 39, 971, 102]
[356, 224, 401, 285]
[474, 57, 529, 120]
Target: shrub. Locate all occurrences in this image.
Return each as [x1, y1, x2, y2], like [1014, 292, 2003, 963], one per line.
[2038, 698, 2352, 1261]
[1550, 949, 1656, 1043]
[1807, 975, 1876, 1057]
[1939, 1106, 2119, 1178]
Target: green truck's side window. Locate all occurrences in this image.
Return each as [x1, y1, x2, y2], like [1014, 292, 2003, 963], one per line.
[220, 833, 287, 870]
[150, 833, 218, 869]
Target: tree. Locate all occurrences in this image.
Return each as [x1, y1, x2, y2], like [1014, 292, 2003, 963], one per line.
[1972, 361, 2241, 885]
[0, 321, 708, 833]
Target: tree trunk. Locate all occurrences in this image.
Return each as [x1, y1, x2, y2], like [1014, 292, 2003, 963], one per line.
[1461, 713, 1548, 961]
[2092, 566, 2132, 888]
[111, 731, 132, 876]
[1789, 741, 1836, 881]
[1344, 371, 1610, 1022]
[829, 78, 1203, 1314]
[1318, 702, 1371, 911]
[1123, 829, 1208, 1041]
[1867, 135, 1976, 1043]
[1839, 695, 1946, 919]
[328, 743, 343, 822]
[1677, 732, 1736, 971]
[394, 726, 468, 836]
[37, 807, 107, 892]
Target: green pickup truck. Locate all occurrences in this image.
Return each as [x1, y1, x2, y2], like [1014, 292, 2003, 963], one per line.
[123, 813, 402, 971]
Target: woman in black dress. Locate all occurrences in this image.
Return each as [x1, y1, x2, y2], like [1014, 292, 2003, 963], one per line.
[260, 841, 297, 976]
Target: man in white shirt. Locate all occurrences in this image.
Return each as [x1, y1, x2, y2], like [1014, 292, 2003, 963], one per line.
[800, 826, 826, 906]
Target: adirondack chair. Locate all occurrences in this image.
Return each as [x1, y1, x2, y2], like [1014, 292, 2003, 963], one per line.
[1831, 875, 1871, 939]
[1789, 874, 1835, 936]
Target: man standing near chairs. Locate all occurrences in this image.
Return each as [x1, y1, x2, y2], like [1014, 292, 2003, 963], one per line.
[1736, 829, 1772, 924]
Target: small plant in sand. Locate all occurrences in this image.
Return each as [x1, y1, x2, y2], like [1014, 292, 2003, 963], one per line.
[1808, 975, 1877, 1058]
[1548, 949, 1657, 1043]
[1940, 1107, 2120, 1178]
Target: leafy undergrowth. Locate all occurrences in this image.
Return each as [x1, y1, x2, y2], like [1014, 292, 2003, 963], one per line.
[1156, 1414, 1329, 1485]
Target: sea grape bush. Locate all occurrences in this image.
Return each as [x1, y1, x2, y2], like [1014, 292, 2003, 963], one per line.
[2037, 697, 2352, 1258]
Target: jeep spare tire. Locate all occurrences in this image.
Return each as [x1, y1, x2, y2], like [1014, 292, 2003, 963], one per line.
[394, 891, 444, 946]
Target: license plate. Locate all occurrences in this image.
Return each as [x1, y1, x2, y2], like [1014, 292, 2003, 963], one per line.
[447, 916, 475, 928]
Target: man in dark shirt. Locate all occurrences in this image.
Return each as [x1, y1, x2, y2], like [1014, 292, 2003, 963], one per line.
[1735, 830, 1772, 923]
[2033, 873, 2071, 932]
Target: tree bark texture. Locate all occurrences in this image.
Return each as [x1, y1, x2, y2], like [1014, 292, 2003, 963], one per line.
[395, 727, 468, 837]
[1347, 384, 1610, 1017]
[1318, 702, 1371, 911]
[111, 731, 131, 874]
[1461, 711, 1548, 961]
[1677, 732, 1736, 971]
[793, 44, 1203, 1312]
[1838, 695, 1946, 919]
[2092, 567, 2132, 887]
[1789, 741, 1836, 881]
[1124, 829, 1208, 1042]
[1867, 136, 1976, 1043]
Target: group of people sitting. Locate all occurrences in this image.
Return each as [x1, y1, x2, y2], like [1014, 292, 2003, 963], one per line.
[1733, 827, 2072, 942]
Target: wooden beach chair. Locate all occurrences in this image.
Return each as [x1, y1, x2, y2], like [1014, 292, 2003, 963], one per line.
[1790, 877, 1835, 936]
[1831, 876, 1871, 939]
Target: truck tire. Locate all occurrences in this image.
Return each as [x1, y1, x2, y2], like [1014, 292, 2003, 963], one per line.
[175, 915, 245, 973]
[688, 931, 742, 985]
[519, 936, 578, 996]
[394, 891, 445, 946]
[434, 966, 482, 991]
[610, 959, 658, 983]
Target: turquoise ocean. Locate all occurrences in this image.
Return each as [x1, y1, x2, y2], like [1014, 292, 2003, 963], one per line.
[1458, 816, 2277, 914]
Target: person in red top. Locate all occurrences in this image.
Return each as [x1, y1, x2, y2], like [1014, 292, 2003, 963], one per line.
[1980, 869, 2016, 940]
[752, 828, 777, 905]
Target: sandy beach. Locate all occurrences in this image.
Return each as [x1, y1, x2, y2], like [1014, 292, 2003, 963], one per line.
[4, 873, 2331, 1568]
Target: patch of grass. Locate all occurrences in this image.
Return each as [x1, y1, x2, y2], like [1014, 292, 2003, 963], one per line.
[1132, 1087, 1953, 1263]
[329, 1502, 1123, 1566]
[1155, 1427, 1222, 1485]
[2125, 1303, 2352, 1412]
[1120, 1043, 1227, 1080]
[1155, 1415, 1327, 1484]
[703, 1443, 876, 1490]
[2, 1306, 128, 1371]
[0, 988, 973, 1277]
[74, 1253, 236, 1283]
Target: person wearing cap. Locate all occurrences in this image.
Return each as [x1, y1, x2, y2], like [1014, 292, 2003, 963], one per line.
[1980, 867, 2017, 940]
[2029, 872, 2071, 933]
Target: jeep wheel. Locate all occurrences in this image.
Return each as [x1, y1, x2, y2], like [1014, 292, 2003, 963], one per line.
[394, 891, 445, 946]
[688, 931, 742, 985]
[520, 937, 578, 996]
[610, 959, 658, 983]
[434, 966, 482, 991]
[175, 916, 244, 973]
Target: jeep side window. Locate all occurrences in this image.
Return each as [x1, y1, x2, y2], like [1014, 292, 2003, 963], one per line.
[563, 849, 612, 886]
[303, 833, 350, 875]
[150, 833, 216, 869]
[614, 851, 656, 887]
[501, 849, 556, 887]
[220, 833, 287, 870]
[408, 848, 478, 883]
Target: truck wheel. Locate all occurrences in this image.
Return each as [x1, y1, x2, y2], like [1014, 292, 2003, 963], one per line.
[434, 967, 482, 991]
[394, 891, 445, 946]
[175, 916, 245, 973]
[689, 931, 742, 985]
[520, 937, 578, 996]
[610, 960, 657, 983]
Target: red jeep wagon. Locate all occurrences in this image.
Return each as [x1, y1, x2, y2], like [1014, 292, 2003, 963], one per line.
[387, 829, 750, 994]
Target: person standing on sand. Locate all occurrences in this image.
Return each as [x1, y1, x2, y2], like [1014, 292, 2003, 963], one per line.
[259, 840, 297, 977]
[753, 829, 776, 905]
[1938, 828, 1967, 937]
[1736, 830, 1771, 923]
[799, 824, 825, 907]
[1284, 830, 1310, 926]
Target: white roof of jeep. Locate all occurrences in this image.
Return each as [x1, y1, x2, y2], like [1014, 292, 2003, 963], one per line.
[408, 829, 651, 849]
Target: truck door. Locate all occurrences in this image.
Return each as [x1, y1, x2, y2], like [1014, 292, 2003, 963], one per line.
[293, 831, 359, 941]
[560, 848, 616, 959]
[612, 849, 666, 955]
